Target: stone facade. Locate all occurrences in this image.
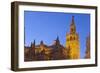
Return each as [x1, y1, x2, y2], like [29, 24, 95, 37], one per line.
[24, 37, 67, 61]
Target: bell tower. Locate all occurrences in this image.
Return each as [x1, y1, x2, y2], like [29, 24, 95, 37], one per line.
[65, 16, 80, 59]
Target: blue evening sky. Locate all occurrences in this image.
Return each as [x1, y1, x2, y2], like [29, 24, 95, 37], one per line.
[24, 11, 90, 58]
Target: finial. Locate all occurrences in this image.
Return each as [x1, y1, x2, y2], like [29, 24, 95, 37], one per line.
[56, 35, 59, 41]
[71, 16, 75, 25]
[31, 40, 35, 48]
[72, 16, 74, 19]
[40, 40, 43, 45]
[33, 40, 35, 45]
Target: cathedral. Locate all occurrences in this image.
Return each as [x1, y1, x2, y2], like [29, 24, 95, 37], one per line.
[24, 37, 67, 61]
[24, 16, 82, 61]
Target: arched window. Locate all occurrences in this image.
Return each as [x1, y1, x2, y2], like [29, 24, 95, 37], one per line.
[73, 36, 75, 40]
[70, 36, 72, 40]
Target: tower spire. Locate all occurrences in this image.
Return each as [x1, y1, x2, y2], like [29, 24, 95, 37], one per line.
[56, 36, 59, 41]
[33, 40, 35, 46]
[70, 16, 76, 34]
[31, 40, 35, 48]
[56, 36, 60, 45]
